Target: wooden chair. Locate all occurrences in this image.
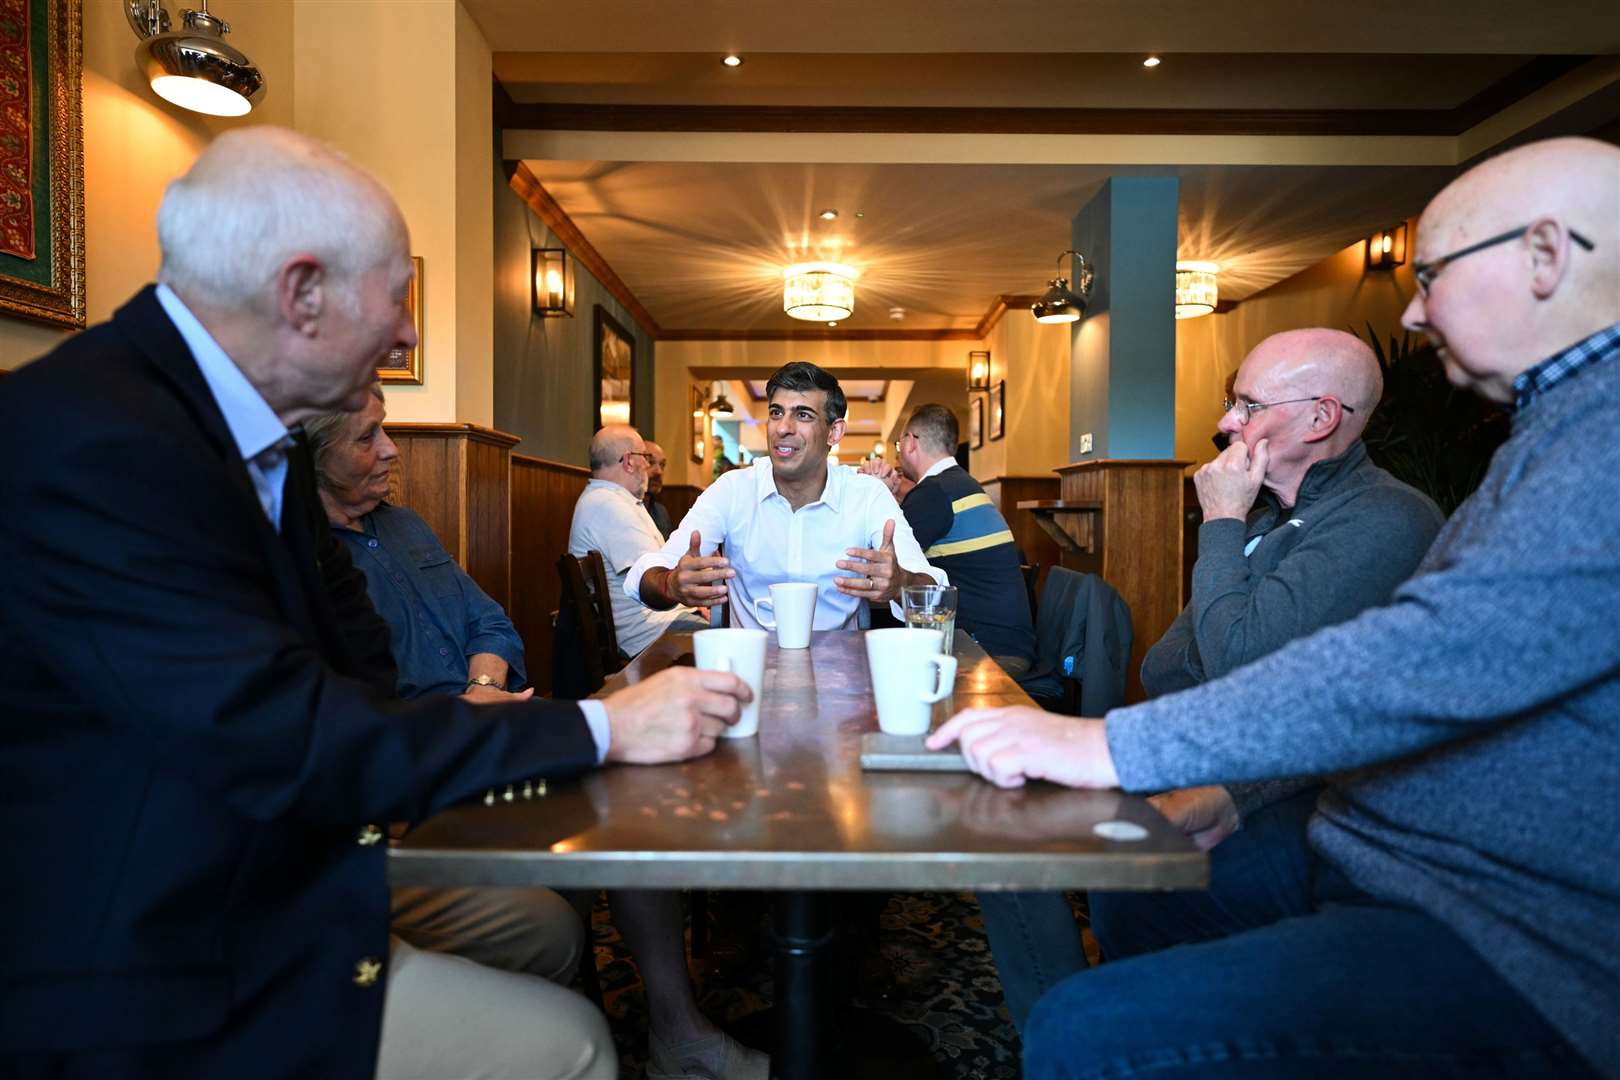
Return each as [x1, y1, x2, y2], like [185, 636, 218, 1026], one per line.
[553, 551, 624, 699]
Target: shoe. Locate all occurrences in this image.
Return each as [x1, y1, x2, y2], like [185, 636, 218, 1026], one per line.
[646, 1030, 769, 1080]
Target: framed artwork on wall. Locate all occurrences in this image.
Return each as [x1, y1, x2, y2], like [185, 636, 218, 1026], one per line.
[969, 395, 984, 449]
[377, 256, 424, 383]
[690, 383, 706, 463]
[594, 305, 634, 431]
[989, 380, 1005, 441]
[0, 0, 85, 329]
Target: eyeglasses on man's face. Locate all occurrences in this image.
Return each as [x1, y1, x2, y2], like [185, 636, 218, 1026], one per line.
[1413, 223, 1595, 297]
[621, 451, 655, 466]
[1221, 395, 1356, 425]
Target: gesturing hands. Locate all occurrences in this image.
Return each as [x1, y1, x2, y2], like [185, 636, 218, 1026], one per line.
[835, 519, 904, 603]
[926, 705, 1120, 790]
[602, 665, 753, 763]
[665, 530, 735, 608]
[1193, 438, 1269, 521]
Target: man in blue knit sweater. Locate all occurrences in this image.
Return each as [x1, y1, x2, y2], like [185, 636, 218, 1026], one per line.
[930, 136, 1620, 1077]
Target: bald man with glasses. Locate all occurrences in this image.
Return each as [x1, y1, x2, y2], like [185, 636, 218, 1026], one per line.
[980, 328, 1446, 1031]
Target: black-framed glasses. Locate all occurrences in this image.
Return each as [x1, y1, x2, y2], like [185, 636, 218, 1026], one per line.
[621, 451, 655, 465]
[1221, 396, 1355, 425]
[1413, 224, 1595, 297]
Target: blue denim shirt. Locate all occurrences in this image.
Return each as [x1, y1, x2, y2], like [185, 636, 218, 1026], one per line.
[333, 502, 526, 699]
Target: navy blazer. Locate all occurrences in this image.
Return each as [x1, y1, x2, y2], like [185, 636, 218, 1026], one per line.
[0, 287, 599, 1078]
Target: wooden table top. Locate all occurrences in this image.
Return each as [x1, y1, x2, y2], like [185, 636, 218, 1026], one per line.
[390, 630, 1206, 892]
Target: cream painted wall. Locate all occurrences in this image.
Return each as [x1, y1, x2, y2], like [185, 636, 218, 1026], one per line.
[652, 338, 967, 487]
[970, 312, 1071, 481]
[1174, 228, 1420, 468]
[292, 0, 493, 425]
[0, 0, 295, 369]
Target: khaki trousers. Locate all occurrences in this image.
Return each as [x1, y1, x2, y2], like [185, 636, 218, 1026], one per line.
[376, 887, 616, 1080]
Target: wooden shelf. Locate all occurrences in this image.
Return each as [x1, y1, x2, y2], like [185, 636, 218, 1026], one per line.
[1017, 499, 1103, 555]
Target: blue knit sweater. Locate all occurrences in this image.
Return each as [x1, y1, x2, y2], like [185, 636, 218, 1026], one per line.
[1107, 327, 1620, 1074]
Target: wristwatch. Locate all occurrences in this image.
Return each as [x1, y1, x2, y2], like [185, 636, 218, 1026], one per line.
[466, 674, 497, 690]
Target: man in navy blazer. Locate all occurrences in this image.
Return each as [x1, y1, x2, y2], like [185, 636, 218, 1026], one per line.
[0, 127, 750, 1079]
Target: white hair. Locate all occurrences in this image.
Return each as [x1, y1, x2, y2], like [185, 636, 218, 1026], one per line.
[157, 127, 403, 311]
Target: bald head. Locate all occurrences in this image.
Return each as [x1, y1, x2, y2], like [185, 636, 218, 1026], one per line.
[1242, 329, 1381, 442]
[158, 126, 406, 313]
[1404, 137, 1620, 404]
[1221, 328, 1382, 506]
[589, 425, 649, 497]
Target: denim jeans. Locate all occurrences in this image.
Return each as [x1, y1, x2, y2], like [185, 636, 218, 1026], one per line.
[979, 788, 1321, 1033]
[1023, 789, 1593, 1078]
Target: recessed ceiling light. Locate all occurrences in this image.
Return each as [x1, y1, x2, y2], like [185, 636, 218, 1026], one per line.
[827, 321, 838, 327]
[722, 54, 743, 67]
[854, 211, 864, 219]
[1143, 56, 1161, 68]
[819, 208, 839, 221]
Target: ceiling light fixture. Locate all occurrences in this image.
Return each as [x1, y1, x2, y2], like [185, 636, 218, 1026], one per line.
[126, 0, 265, 117]
[722, 54, 743, 67]
[707, 382, 735, 415]
[819, 209, 839, 221]
[1143, 56, 1162, 68]
[888, 306, 906, 321]
[1175, 261, 1219, 318]
[1031, 250, 1094, 324]
[783, 262, 857, 322]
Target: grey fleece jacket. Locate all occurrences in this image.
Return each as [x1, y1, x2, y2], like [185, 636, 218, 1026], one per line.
[1105, 343, 1620, 1075]
[1141, 441, 1443, 818]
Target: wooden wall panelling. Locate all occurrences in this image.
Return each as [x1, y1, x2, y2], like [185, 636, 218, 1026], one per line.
[511, 454, 591, 697]
[385, 423, 520, 611]
[658, 483, 703, 531]
[1057, 459, 1188, 702]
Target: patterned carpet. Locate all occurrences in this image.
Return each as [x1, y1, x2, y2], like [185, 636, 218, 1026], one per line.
[588, 890, 1097, 1079]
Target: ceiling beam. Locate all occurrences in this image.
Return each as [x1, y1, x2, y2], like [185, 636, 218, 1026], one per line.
[508, 162, 663, 337]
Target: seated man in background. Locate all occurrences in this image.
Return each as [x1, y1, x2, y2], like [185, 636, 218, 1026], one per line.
[643, 439, 677, 539]
[631, 362, 943, 627]
[311, 401, 762, 1080]
[570, 425, 705, 658]
[930, 136, 1620, 1077]
[884, 403, 1034, 674]
[977, 328, 1446, 1031]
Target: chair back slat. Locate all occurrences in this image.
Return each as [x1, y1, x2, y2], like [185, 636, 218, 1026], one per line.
[553, 551, 624, 698]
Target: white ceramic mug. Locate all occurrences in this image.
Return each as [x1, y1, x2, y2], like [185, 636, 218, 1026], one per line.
[864, 628, 958, 736]
[752, 582, 818, 650]
[693, 628, 768, 738]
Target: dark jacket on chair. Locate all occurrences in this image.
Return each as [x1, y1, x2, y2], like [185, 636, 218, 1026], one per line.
[0, 286, 600, 1079]
[1017, 568, 1133, 716]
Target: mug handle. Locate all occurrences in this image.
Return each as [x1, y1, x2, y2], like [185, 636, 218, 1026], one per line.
[917, 654, 958, 704]
[753, 596, 777, 629]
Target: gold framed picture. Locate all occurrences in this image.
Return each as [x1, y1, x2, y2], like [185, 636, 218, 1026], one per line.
[0, 0, 85, 329]
[969, 395, 984, 449]
[989, 380, 1005, 441]
[378, 256, 424, 384]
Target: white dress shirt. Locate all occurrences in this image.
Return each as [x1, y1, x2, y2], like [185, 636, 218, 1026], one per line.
[156, 284, 293, 531]
[627, 459, 945, 631]
[155, 284, 613, 756]
[570, 478, 690, 656]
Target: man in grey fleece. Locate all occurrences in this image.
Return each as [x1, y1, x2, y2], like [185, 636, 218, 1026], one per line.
[930, 135, 1620, 1077]
[981, 329, 1445, 1031]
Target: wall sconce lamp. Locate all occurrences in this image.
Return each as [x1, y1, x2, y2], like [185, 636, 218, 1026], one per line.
[126, 0, 265, 117]
[967, 350, 991, 392]
[1366, 224, 1408, 270]
[532, 248, 575, 317]
[1031, 250, 1095, 324]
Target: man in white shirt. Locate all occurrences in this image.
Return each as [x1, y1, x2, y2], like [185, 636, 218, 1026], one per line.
[570, 425, 703, 657]
[630, 362, 944, 627]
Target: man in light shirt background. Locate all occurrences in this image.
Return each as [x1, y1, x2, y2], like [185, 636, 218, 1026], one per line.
[569, 425, 704, 658]
[629, 362, 944, 627]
